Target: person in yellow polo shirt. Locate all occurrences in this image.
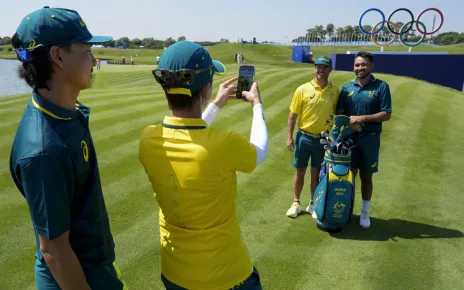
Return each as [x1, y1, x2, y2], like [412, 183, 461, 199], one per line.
[286, 56, 340, 218]
[139, 41, 268, 290]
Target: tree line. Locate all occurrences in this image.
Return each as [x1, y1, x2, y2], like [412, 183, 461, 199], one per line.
[1, 24, 463, 47]
[291, 23, 464, 45]
[0, 35, 230, 49]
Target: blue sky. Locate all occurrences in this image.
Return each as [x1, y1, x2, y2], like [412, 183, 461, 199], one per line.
[1, 0, 461, 42]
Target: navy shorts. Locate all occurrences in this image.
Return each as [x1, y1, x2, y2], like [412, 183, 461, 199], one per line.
[350, 133, 381, 173]
[291, 130, 325, 169]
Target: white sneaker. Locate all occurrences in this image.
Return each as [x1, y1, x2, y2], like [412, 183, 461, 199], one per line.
[306, 204, 317, 219]
[286, 203, 302, 218]
[360, 211, 370, 229]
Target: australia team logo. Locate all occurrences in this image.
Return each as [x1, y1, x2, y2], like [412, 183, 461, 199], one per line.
[81, 140, 89, 162]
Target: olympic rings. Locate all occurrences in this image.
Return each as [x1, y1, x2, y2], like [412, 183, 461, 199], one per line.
[358, 7, 444, 47]
[371, 21, 398, 47]
[359, 8, 385, 35]
[416, 8, 444, 35]
[400, 21, 427, 47]
[387, 8, 414, 35]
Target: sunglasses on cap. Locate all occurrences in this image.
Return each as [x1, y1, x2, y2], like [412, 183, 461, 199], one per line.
[13, 44, 48, 63]
[152, 66, 212, 87]
[14, 39, 73, 63]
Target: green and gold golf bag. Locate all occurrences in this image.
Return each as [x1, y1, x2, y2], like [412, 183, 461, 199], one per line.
[313, 116, 356, 232]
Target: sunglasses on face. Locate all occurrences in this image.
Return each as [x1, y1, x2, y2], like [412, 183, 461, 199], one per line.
[152, 66, 212, 87]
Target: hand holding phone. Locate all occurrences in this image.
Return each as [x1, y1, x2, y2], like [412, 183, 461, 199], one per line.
[241, 81, 261, 107]
[236, 65, 256, 99]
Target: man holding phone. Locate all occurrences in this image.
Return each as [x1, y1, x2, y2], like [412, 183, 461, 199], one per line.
[286, 56, 340, 218]
[139, 41, 268, 290]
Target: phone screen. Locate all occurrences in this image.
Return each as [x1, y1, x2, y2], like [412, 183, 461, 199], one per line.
[236, 65, 255, 99]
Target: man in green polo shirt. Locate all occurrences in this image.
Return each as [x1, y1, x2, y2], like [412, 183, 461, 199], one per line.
[336, 51, 392, 229]
[9, 6, 127, 290]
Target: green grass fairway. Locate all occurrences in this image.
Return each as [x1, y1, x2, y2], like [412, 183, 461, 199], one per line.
[1, 63, 463, 290]
[2, 43, 464, 65]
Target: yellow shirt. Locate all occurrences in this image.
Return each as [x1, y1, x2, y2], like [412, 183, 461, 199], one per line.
[289, 79, 340, 134]
[139, 116, 258, 290]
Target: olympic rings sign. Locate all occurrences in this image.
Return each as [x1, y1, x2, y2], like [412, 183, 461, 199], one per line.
[359, 8, 444, 47]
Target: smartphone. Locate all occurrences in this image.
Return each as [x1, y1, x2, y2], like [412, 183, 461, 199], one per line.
[236, 65, 255, 99]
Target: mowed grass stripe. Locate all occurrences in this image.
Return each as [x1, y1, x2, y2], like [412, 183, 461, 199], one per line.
[0, 66, 289, 151]
[299, 81, 438, 290]
[2, 62, 464, 289]
[0, 69, 348, 232]
[0, 66, 284, 144]
[0, 93, 30, 107]
[1, 167, 150, 261]
[0, 220, 35, 263]
[0, 79, 332, 234]
[373, 84, 457, 290]
[79, 92, 163, 109]
[87, 68, 309, 145]
[0, 95, 167, 180]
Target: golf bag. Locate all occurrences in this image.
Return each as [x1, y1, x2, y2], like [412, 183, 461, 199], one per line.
[313, 116, 356, 232]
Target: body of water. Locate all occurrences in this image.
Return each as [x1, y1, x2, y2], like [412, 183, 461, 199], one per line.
[0, 59, 108, 97]
[0, 59, 32, 97]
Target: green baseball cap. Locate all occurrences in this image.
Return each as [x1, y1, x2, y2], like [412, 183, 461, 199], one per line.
[157, 40, 226, 96]
[14, 6, 112, 62]
[314, 56, 332, 67]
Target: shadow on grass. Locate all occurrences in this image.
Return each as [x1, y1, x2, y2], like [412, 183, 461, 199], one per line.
[327, 214, 464, 241]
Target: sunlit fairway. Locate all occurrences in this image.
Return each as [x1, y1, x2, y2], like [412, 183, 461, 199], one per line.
[1, 46, 463, 289]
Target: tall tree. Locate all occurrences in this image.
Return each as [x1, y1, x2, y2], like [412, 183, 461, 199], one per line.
[326, 23, 335, 39]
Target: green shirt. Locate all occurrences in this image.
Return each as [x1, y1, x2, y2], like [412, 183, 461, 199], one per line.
[336, 75, 392, 133]
[9, 91, 115, 269]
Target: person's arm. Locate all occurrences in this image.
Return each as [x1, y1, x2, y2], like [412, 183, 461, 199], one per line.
[18, 153, 90, 290]
[355, 112, 391, 123]
[287, 112, 298, 151]
[201, 102, 220, 127]
[249, 103, 267, 166]
[39, 232, 91, 290]
[336, 86, 346, 115]
[202, 77, 238, 127]
[225, 81, 267, 172]
[287, 87, 302, 151]
[224, 102, 267, 172]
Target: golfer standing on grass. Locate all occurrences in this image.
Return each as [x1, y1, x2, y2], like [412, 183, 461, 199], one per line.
[9, 6, 127, 290]
[336, 51, 392, 229]
[139, 40, 268, 290]
[286, 56, 340, 218]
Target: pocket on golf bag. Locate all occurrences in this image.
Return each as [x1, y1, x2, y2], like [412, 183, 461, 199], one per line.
[314, 164, 354, 224]
[325, 178, 354, 224]
[314, 171, 328, 219]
